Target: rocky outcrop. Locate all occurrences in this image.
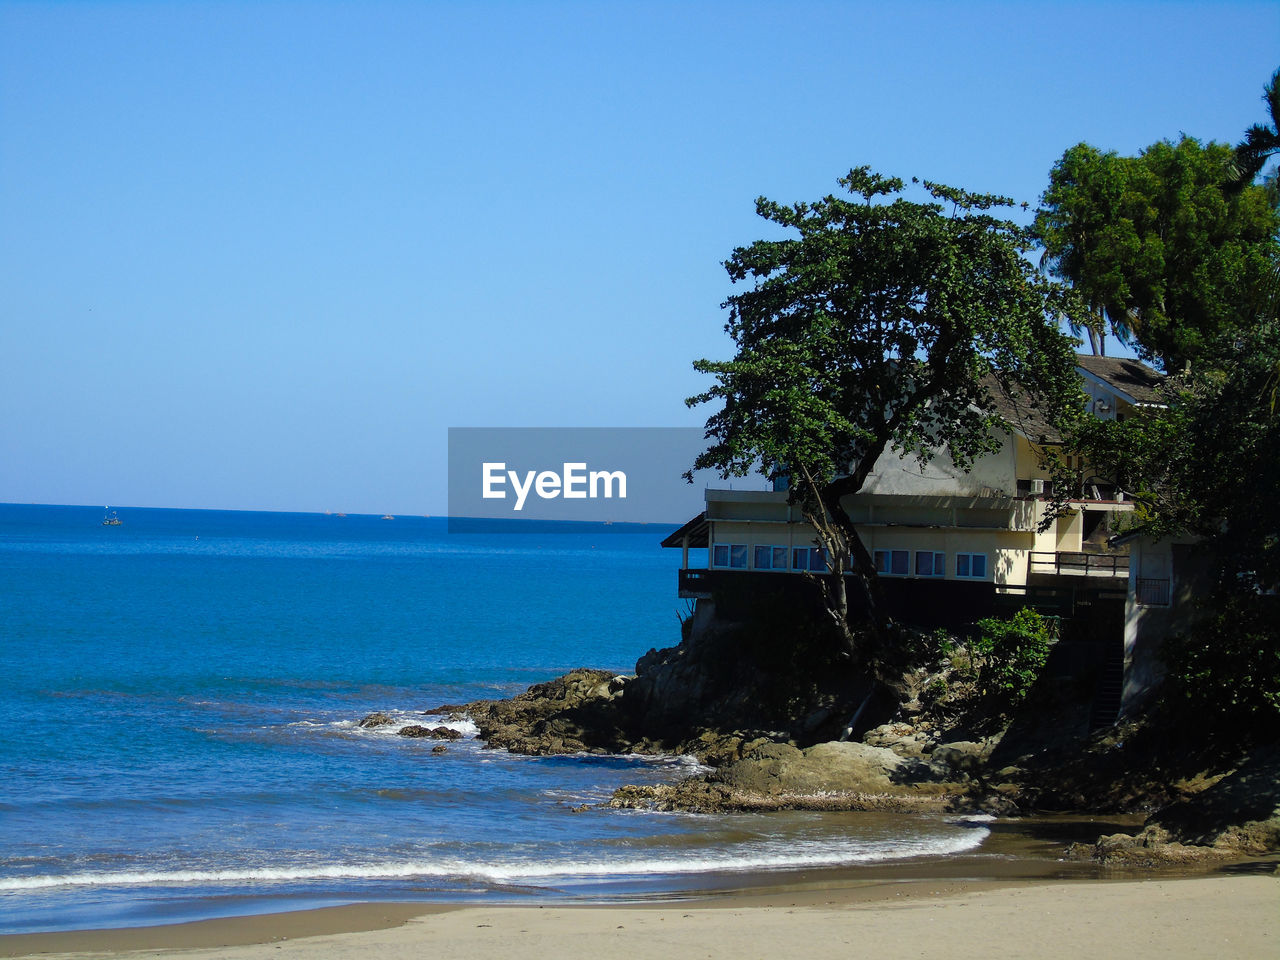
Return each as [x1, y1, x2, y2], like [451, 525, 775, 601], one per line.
[431, 595, 884, 761]
[437, 669, 640, 756]
[1144, 744, 1280, 855]
[397, 724, 464, 740]
[618, 599, 880, 747]
[608, 739, 994, 814]
[1066, 827, 1236, 866]
[358, 712, 394, 728]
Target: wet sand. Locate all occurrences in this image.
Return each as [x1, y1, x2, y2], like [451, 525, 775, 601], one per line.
[2, 874, 1276, 960]
[3, 817, 1276, 959]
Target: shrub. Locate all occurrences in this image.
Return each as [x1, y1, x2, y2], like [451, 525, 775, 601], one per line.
[971, 608, 1055, 708]
[1164, 594, 1280, 736]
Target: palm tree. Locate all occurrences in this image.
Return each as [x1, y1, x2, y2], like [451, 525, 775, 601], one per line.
[1229, 67, 1280, 191]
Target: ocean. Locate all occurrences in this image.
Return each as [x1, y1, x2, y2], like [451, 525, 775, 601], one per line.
[0, 504, 989, 933]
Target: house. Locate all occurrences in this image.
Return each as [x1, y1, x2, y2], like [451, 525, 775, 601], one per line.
[663, 355, 1165, 628]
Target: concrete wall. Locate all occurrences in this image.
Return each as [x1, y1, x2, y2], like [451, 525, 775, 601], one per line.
[1121, 536, 1211, 716]
[862, 430, 1017, 497]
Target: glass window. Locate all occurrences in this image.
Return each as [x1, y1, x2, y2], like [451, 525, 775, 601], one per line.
[713, 544, 729, 567]
[916, 551, 945, 577]
[754, 545, 771, 569]
[810, 548, 827, 572]
[874, 550, 889, 574]
[956, 553, 987, 579]
[956, 553, 970, 578]
[772, 546, 788, 569]
[730, 545, 748, 569]
[890, 550, 909, 576]
[971, 553, 987, 578]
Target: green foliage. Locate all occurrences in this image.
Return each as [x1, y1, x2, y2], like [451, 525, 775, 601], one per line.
[1034, 137, 1280, 371]
[1230, 66, 1280, 190]
[971, 608, 1055, 708]
[691, 167, 1082, 490]
[686, 168, 1083, 641]
[1165, 595, 1280, 734]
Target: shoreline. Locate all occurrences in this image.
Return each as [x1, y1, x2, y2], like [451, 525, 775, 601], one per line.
[2, 872, 1275, 959]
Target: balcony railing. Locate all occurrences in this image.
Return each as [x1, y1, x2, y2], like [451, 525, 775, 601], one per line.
[1029, 551, 1127, 578]
[1136, 577, 1171, 607]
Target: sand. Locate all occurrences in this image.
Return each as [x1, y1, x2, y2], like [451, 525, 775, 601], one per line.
[2, 874, 1276, 960]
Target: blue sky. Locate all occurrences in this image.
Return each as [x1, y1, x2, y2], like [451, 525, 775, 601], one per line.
[2, 1, 1277, 514]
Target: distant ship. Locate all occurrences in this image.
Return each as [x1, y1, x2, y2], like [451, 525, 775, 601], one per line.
[381, 514, 395, 520]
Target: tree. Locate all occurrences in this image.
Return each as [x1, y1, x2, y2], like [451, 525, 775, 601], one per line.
[1034, 137, 1279, 372]
[686, 168, 1082, 661]
[1229, 66, 1280, 191]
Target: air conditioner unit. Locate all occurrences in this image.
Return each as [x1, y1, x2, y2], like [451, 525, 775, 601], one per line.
[1030, 479, 1046, 496]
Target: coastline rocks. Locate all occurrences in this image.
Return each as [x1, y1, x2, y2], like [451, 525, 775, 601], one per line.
[358, 712, 394, 728]
[1066, 827, 1235, 867]
[442, 668, 641, 756]
[398, 725, 464, 740]
[1146, 744, 1280, 854]
[608, 739, 971, 814]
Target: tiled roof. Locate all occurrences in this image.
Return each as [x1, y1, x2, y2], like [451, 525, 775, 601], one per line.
[979, 374, 1063, 444]
[1074, 354, 1165, 405]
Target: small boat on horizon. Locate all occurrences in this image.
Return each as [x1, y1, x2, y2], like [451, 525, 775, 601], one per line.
[381, 514, 395, 520]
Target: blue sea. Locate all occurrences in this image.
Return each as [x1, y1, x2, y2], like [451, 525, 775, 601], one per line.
[0, 504, 989, 933]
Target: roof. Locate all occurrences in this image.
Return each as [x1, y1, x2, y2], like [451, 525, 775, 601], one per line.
[660, 511, 708, 549]
[980, 373, 1063, 445]
[1074, 354, 1165, 405]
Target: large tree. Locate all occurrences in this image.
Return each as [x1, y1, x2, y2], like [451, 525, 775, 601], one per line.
[1034, 137, 1278, 371]
[687, 168, 1082, 659]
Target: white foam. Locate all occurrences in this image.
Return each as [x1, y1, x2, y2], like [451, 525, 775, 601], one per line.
[289, 713, 479, 739]
[0, 828, 988, 892]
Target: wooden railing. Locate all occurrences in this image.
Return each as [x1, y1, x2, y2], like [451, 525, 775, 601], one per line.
[1029, 551, 1127, 578]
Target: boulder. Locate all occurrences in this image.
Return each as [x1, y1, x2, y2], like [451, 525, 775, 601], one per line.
[358, 712, 394, 728]
[711, 740, 935, 796]
[398, 725, 463, 740]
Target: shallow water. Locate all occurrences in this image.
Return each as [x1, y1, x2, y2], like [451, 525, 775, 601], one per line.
[0, 504, 990, 933]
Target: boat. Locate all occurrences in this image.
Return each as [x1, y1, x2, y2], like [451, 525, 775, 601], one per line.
[381, 514, 395, 520]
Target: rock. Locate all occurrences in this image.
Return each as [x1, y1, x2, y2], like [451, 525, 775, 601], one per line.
[459, 668, 636, 756]
[358, 712, 394, 728]
[398, 725, 463, 740]
[930, 741, 989, 779]
[1149, 744, 1280, 854]
[710, 740, 945, 797]
[1068, 827, 1233, 866]
[863, 722, 933, 759]
[431, 744, 449, 754]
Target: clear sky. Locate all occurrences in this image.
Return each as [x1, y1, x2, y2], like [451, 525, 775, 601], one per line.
[2, 1, 1276, 514]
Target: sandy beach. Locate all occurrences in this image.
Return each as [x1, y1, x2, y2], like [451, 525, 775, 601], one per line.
[2, 874, 1275, 960]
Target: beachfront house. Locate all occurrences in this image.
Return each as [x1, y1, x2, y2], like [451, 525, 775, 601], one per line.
[664, 355, 1166, 628]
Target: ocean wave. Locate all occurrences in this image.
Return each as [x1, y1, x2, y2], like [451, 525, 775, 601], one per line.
[288, 713, 481, 739]
[0, 828, 988, 892]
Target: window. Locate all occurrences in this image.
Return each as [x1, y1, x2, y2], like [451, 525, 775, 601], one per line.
[955, 552, 988, 579]
[915, 551, 946, 578]
[712, 543, 748, 569]
[754, 545, 790, 570]
[874, 549, 910, 576]
[793, 546, 828, 572]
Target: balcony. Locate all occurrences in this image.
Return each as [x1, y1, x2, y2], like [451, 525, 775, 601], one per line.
[1029, 551, 1128, 578]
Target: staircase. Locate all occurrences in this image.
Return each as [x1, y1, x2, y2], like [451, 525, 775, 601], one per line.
[1088, 638, 1125, 731]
